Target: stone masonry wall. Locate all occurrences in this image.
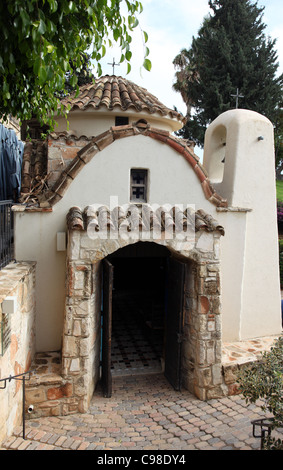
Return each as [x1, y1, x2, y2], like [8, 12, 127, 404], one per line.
[58, 229, 226, 413]
[47, 133, 90, 186]
[0, 262, 36, 444]
[61, 259, 102, 414]
[182, 257, 223, 400]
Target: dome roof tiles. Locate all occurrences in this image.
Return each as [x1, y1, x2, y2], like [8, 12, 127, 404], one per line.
[61, 75, 185, 124]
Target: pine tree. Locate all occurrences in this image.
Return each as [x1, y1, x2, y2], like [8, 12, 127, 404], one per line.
[173, 0, 283, 148]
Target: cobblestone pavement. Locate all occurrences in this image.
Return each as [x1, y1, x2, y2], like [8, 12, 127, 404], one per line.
[1, 373, 281, 451]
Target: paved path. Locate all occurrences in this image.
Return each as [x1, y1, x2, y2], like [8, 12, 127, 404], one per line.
[1, 373, 280, 451]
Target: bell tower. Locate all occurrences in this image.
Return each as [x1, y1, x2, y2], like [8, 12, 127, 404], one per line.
[203, 109, 276, 208]
[203, 109, 281, 340]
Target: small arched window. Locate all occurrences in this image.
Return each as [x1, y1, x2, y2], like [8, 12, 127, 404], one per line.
[206, 124, 227, 183]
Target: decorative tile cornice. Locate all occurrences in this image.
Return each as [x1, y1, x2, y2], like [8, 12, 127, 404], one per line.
[66, 204, 225, 236]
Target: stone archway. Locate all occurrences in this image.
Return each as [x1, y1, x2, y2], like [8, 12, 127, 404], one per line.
[60, 204, 225, 413]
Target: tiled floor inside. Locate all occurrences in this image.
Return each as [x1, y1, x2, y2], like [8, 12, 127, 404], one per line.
[111, 290, 164, 376]
[29, 289, 282, 382]
[110, 289, 282, 377]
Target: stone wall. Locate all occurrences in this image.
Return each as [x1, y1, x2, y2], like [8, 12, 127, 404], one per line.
[0, 262, 36, 444]
[47, 133, 90, 186]
[181, 252, 223, 401]
[58, 225, 225, 413]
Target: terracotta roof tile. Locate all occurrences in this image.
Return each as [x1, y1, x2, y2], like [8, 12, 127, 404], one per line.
[67, 205, 225, 236]
[61, 75, 186, 124]
[20, 140, 48, 202]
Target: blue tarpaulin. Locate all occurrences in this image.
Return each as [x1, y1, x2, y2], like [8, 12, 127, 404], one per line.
[0, 123, 24, 201]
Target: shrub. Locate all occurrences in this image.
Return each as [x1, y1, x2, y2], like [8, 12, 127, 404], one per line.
[237, 336, 283, 450]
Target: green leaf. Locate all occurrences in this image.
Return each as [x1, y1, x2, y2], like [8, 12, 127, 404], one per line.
[33, 56, 41, 75]
[97, 62, 102, 76]
[113, 28, 120, 42]
[70, 74, 78, 87]
[132, 18, 139, 28]
[3, 81, 9, 95]
[9, 62, 16, 74]
[38, 65, 47, 84]
[0, 0, 150, 128]
[96, 36, 102, 50]
[101, 45, 106, 58]
[20, 9, 31, 29]
[68, 1, 76, 13]
[46, 66, 53, 81]
[38, 19, 46, 35]
[143, 58, 152, 71]
[143, 31, 148, 43]
[125, 50, 132, 61]
[48, 0, 58, 13]
[62, 59, 69, 72]
[47, 44, 55, 54]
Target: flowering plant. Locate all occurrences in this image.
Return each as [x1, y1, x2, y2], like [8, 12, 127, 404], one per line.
[277, 201, 283, 224]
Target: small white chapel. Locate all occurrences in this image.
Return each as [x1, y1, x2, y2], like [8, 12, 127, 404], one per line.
[2, 74, 281, 422]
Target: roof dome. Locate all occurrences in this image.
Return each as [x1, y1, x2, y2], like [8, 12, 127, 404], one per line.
[61, 75, 185, 127]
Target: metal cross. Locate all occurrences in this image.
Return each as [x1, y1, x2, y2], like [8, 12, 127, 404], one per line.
[231, 88, 244, 109]
[108, 58, 120, 75]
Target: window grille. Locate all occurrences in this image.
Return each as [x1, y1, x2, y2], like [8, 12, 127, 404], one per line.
[130, 169, 148, 203]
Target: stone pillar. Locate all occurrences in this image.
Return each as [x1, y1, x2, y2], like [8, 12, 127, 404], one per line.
[182, 237, 225, 400]
[62, 256, 99, 413]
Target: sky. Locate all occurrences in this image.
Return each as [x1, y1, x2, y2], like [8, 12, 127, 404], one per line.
[99, 0, 283, 119]
[98, 0, 283, 159]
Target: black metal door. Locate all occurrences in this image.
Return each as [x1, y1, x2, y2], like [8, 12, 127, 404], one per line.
[164, 257, 185, 391]
[102, 259, 114, 398]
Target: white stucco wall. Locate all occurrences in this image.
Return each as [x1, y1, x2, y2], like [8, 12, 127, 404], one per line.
[55, 108, 181, 137]
[215, 210, 247, 341]
[15, 135, 212, 351]
[14, 109, 282, 352]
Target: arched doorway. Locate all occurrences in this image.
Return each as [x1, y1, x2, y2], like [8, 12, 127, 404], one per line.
[61, 205, 224, 414]
[109, 242, 169, 377]
[101, 242, 187, 397]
